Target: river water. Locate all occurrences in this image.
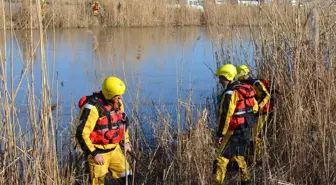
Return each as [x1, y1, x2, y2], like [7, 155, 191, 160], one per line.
[1, 26, 256, 131]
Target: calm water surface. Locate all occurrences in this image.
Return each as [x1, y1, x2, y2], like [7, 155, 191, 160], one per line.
[1, 26, 256, 130]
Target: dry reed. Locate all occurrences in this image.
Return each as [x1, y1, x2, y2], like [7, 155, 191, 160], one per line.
[0, 1, 318, 29]
[0, 1, 335, 185]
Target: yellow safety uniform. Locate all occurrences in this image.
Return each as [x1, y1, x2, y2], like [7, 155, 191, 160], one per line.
[76, 96, 132, 185]
[92, 1, 101, 16]
[241, 77, 270, 160]
[213, 81, 258, 185]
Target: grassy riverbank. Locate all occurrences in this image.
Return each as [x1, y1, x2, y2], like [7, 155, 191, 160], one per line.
[0, 1, 335, 185]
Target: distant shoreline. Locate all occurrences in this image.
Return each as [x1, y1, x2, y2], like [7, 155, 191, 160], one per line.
[0, 1, 312, 29]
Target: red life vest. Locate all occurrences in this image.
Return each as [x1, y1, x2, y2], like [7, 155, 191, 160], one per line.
[78, 92, 128, 145]
[229, 84, 256, 130]
[92, 2, 99, 11]
[259, 79, 273, 114]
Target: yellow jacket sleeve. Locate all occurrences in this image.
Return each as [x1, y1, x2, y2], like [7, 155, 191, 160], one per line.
[75, 103, 100, 157]
[253, 98, 259, 113]
[253, 80, 270, 109]
[119, 100, 130, 143]
[216, 90, 239, 137]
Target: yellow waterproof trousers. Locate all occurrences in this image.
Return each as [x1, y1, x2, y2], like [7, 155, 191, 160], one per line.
[253, 114, 268, 160]
[93, 10, 99, 16]
[213, 130, 249, 185]
[88, 144, 132, 185]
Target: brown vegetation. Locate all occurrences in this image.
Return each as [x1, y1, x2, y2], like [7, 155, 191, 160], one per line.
[0, 0, 335, 185]
[0, 1, 315, 29]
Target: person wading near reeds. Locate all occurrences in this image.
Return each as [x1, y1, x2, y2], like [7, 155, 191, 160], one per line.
[237, 65, 271, 162]
[76, 76, 133, 185]
[213, 64, 258, 185]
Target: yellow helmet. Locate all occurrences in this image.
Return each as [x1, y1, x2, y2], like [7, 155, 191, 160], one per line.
[215, 64, 237, 81]
[237, 65, 250, 75]
[237, 65, 250, 80]
[102, 76, 126, 100]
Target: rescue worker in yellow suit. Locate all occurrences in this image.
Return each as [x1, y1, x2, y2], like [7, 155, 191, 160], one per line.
[76, 76, 133, 185]
[237, 65, 271, 162]
[92, 1, 102, 16]
[213, 64, 258, 185]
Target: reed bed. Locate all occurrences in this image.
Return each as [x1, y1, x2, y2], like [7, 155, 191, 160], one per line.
[0, 0, 335, 185]
[0, 1, 321, 29]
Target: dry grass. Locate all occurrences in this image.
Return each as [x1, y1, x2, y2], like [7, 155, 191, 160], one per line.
[1, 0, 203, 28]
[0, 1, 336, 185]
[0, 1, 319, 29]
[211, 2, 336, 184]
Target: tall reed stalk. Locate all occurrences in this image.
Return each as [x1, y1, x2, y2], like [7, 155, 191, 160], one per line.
[0, 1, 335, 185]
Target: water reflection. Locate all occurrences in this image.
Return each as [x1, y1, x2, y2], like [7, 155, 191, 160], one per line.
[0, 26, 258, 126]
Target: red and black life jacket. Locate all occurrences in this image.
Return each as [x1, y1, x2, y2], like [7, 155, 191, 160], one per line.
[229, 84, 257, 130]
[78, 92, 128, 145]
